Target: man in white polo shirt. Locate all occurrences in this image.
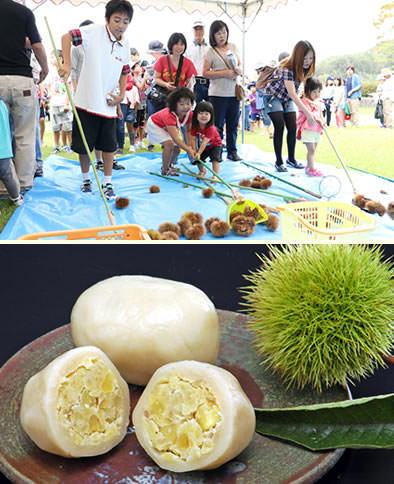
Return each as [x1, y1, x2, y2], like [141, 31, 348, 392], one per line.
[59, 0, 132, 201]
[186, 20, 210, 104]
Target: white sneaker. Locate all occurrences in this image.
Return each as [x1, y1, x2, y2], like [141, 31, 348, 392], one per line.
[138, 141, 145, 149]
[129, 145, 136, 153]
[11, 194, 24, 206]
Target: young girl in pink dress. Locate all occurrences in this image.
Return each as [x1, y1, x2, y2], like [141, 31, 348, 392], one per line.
[296, 77, 326, 176]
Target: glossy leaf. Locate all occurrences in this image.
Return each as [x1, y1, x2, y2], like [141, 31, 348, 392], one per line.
[255, 393, 394, 450]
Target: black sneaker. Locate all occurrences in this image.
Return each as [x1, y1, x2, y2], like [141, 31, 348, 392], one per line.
[34, 165, 43, 177]
[81, 179, 93, 194]
[113, 161, 125, 170]
[95, 160, 104, 171]
[227, 152, 242, 161]
[286, 159, 304, 169]
[102, 183, 116, 200]
[275, 163, 288, 172]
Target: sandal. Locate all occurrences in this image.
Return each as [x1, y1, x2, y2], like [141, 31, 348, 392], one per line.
[197, 168, 207, 180]
[162, 167, 179, 176]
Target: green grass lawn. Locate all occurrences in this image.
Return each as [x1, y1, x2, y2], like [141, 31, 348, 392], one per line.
[1, 107, 392, 234]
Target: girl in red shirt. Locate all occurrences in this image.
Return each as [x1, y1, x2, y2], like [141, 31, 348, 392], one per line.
[191, 101, 222, 180]
[147, 87, 196, 175]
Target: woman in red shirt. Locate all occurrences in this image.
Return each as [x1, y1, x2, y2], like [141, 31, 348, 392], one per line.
[153, 33, 197, 95]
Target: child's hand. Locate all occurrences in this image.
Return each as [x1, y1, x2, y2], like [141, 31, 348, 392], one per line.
[107, 92, 122, 106]
[186, 146, 195, 158]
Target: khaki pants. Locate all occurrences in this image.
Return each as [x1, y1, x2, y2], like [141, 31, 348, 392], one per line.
[347, 98, 360, 127]
[0, 75, 37, 192]
[383, 98, 392, 128]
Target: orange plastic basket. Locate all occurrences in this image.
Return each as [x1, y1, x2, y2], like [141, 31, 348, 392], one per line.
[277, 201, 376, 241]
[18, 224, 151, 241]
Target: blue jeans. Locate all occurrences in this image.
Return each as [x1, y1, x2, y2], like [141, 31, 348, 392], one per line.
[146, 98, 161, 119]
[116, 103, 128, 149]
[244, 103, 251, 131]
[209, 96, 240, 154]
[264, 95, 297, 114]
[194, 82, 209, 104]
[0, 157, 20, 198]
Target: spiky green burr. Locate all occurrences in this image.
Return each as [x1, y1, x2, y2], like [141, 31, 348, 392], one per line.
[242, 245, 393, 393]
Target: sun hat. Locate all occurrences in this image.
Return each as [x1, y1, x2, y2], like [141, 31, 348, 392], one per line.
[381, 67, 392, 77]
[193, 20, 205, 28]
[147, 40, 166, 54]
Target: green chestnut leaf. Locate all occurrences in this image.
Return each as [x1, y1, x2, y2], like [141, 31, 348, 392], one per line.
[254, 393, 394, 450]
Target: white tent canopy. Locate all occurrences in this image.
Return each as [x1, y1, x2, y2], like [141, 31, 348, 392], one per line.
[28, 0, 293, 17]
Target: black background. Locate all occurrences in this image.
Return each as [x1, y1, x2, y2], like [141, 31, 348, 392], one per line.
[0, 244, 393, 484]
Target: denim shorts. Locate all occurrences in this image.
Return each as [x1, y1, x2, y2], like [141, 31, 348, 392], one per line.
[263, 95, 297, 114]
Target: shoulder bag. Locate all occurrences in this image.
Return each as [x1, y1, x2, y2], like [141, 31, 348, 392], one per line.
[374, 99, 383, 120]
[148, 55, 184, 109]
[256, 65, 276, 90]
[213, 47, 244, 101]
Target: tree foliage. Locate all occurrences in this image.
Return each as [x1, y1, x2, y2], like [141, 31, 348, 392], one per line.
[374, 3, 394, 41]
[316, 40, 394, 94]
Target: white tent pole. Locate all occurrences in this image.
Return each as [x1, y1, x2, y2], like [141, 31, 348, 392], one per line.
[241, 6, 246, 144]
[216, 1, 264, 145]
[31, 0, 50, 12]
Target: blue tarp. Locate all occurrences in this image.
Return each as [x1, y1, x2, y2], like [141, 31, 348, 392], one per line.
[1, 144, 393, 240]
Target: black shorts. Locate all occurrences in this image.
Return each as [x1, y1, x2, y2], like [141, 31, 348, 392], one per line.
[200, 145, 222, 163]
[71, 108, 117, 154]
[134, 108, 145, 128]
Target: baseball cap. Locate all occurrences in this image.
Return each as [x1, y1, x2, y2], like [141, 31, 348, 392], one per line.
[255, 61, 265, 71]
[147, 40, 166, 54]
[193, 20, 205, 28]
[278, 51, 289, 62]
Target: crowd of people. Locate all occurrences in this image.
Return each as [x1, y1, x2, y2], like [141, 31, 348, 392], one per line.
[0, 0, 392, 207]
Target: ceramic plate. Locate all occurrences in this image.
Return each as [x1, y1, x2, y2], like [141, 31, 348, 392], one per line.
[0, 310, 347, 483]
